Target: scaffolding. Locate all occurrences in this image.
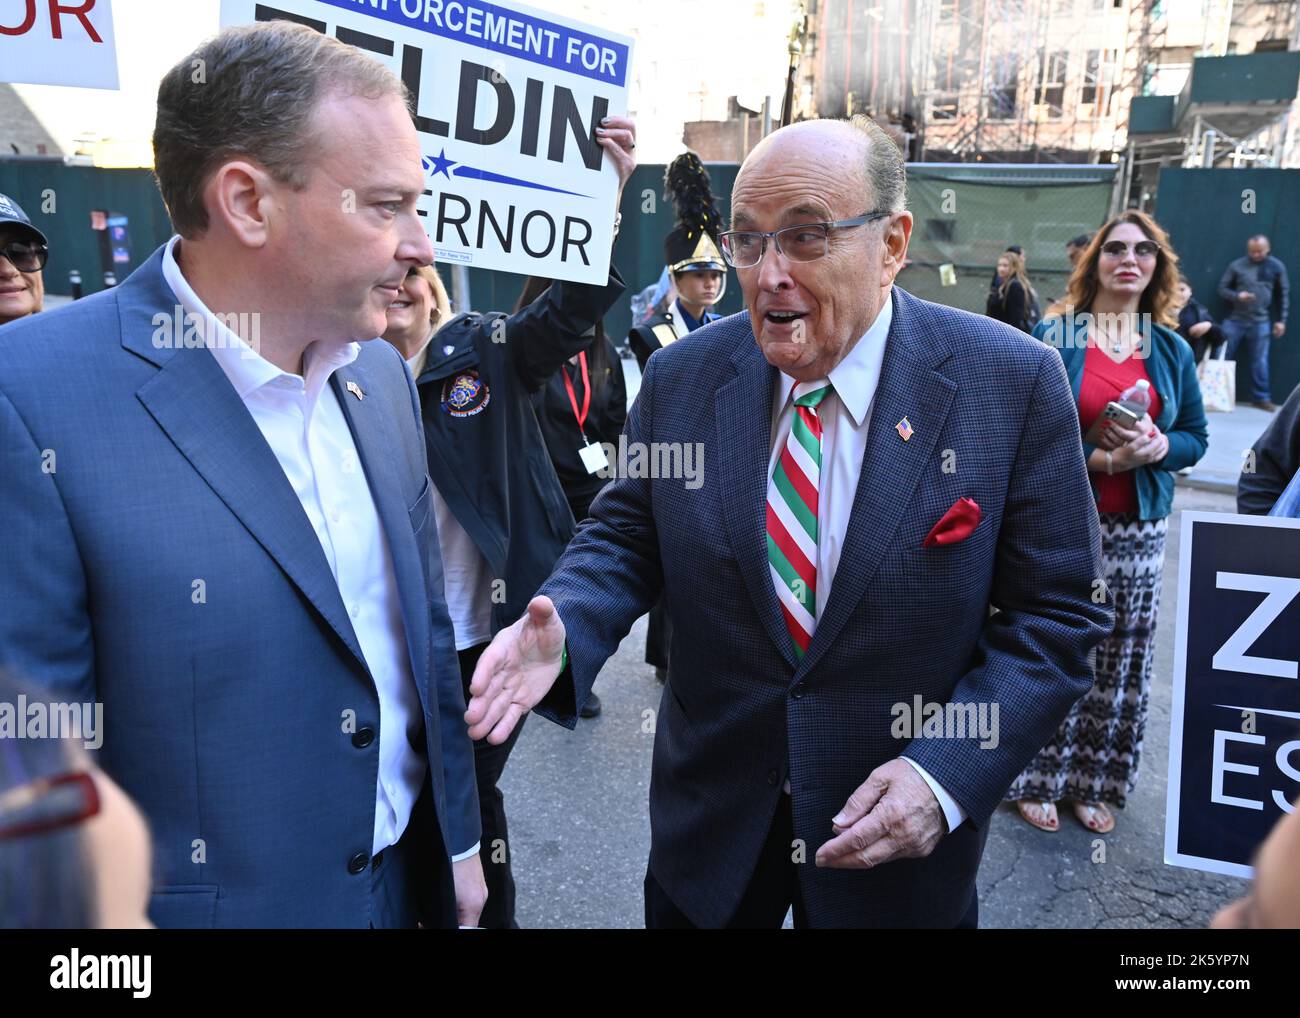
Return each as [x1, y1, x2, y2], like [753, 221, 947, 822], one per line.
[1114, 0, 1165, 151]
[798, 0, 1300, 168]
[914, 0, 1129, 162]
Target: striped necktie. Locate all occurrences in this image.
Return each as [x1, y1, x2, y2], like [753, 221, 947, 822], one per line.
[766, 379, 831, 657]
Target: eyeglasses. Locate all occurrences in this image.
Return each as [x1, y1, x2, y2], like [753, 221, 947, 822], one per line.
[719, 211, 892, 268]
[1100, 240, 1160, 259]
[0, 238, 49, 273]
[0, 771, 100, 841]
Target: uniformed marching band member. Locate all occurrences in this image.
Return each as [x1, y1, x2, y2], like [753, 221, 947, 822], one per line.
[628, 151, 728, 373]
[627, 152, 728, 684]
[381, 115, 637, 928]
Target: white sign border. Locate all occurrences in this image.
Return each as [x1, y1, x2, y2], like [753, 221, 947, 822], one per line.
[1164, 509, 1300, 879]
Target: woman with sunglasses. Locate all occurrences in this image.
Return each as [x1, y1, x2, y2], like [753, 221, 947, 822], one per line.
[1009, 210, 1208, 834]
[0, 192, 48, 327]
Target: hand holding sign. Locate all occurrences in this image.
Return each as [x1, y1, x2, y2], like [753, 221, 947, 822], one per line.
[595, 115, 637, 205]
[223, 0, 634, 284]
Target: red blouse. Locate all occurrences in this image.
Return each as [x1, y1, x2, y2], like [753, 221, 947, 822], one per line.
[1078, 343, 1163, 514]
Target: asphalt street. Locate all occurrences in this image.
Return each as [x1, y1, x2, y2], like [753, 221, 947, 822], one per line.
[497, 484, 1250, 928]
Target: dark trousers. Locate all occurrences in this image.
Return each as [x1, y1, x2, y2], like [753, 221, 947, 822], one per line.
[370, 777, 449, 928]
[459, 641, 526, 929]
[644, 796, 809, 928]
[644, 796, 980, 929]
[1223, 318, 1273, 402]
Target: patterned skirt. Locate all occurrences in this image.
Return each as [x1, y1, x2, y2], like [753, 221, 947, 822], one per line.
[1005, 513, 1168, 809]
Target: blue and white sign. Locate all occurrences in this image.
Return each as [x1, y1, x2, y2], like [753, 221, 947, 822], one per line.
[1165, 511, 1300, 878]
[0, 0, 119, 90]
[221, 0, 633, 283]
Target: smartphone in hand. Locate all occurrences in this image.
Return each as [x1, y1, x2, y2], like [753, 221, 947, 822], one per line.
[1083, 401, 1142, 446]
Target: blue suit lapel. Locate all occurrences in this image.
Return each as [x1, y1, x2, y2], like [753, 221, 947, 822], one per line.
[332, 362, 432, 705]
[797, 288, 957, 677]
[716, 335, 799, 669]
[122, 247, 371, 677]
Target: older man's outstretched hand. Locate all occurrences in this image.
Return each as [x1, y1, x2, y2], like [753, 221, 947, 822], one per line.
[465, 596, 567, 744]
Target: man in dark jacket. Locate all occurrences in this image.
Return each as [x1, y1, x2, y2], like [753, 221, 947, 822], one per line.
[1218, 235, 1290, 410]
[1238, 383, 1300, 514]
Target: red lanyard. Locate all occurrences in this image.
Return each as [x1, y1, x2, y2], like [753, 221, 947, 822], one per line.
[562, 351, 590, 434]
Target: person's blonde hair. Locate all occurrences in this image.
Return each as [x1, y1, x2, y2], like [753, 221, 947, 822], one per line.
[998, 251, 1036, 303]
[407, 264, 452, 334]
[1047, 209, 1181, 327]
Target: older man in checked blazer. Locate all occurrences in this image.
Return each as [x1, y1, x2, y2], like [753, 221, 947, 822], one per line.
[467, 117, 1113, 928]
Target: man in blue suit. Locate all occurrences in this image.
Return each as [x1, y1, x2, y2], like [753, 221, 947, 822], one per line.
[0, 22, 482, 927]
[467, 117, 1113, 927]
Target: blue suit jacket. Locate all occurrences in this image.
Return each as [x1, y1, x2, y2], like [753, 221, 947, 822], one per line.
[537, 286, 1113, 927]
[0, 247, 478, 928]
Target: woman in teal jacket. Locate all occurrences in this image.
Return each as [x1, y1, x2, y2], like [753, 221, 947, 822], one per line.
[1010, 210, 1209, 834]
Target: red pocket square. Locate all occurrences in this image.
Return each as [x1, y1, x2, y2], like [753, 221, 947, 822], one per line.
[923, 497, 982, 548]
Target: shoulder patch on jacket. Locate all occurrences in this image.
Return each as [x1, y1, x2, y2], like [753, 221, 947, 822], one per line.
[652, 323, 679, 349]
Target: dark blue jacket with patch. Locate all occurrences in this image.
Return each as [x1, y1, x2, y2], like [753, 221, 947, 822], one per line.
[414, 268, 625, 634]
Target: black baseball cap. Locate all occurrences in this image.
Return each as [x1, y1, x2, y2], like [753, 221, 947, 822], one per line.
[0, 192, 48, 247]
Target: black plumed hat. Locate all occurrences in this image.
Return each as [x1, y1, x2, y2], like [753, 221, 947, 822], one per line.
[663, 151, 725, 273]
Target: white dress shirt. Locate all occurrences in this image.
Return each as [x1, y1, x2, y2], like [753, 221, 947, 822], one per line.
[405, 346, 495, 652]
[766, 292, 967, 833]
[162, 236, 435, 858]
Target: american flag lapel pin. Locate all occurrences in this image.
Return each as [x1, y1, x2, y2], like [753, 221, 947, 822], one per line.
[895, 416, 914, 441]
[346, 381, 365, 401]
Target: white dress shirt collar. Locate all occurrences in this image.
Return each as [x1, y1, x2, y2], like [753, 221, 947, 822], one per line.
[774, 287, 893, 421]
[161, 235, 360, 412]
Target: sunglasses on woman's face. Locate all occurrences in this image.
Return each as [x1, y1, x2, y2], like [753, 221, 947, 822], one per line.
[1100, 240, 1159, 259]
[0, 238, 49, 273]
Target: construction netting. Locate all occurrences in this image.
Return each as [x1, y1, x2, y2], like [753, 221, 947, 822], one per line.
[899, 163, 1119, 313]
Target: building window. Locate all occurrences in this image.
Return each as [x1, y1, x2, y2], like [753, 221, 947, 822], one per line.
[932, 94, 960, 120]
[1080, 48, 1116, 115]
[932, 51, 959, 91]
[1038, 49, 1068, 118]
[929, 47, 962, 120]
[1081, 50, 1100, 105]
[988, 53, 1020, 119]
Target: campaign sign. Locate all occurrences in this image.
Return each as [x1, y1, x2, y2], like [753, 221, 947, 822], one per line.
[1165, 512, 1300, 878]
[0, 0, 119, 89]
[220, 0, 633, 284]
